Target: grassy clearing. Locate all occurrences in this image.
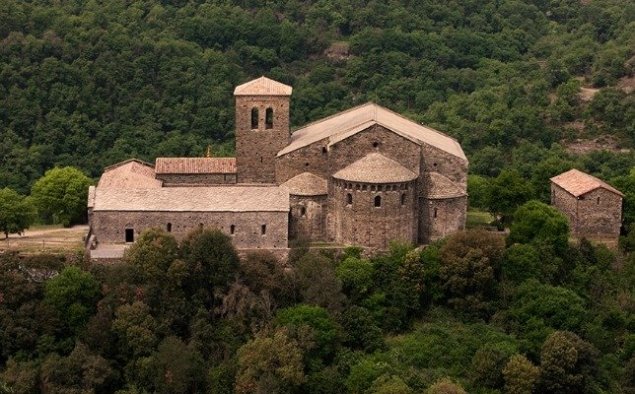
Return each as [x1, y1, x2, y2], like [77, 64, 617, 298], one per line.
[0, 225, 87, 254]
[466, 210, 495, 229]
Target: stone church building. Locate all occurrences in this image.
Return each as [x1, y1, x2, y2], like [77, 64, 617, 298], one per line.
[88, 77, 468, 256]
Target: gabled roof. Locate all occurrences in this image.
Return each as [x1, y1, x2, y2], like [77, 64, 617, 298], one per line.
[550, 169, 624, 197]
[98, 159, 162, 189]
[234, 76, 293, 96]
[93, 186, 289, 212]
[155, 157, 236, 174]
[426, 172, 467, 199]
[281, 172, 328, 196]
[277, 103, 466, 160]
[333, 153, 418, 183]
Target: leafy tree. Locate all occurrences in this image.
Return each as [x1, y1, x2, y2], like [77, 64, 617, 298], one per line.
[336, 256, 374, 302]
[439, 230, 505, 315]
[235, 327, 306, 394]
[111, 301, 159, 358]
[539, 331, 599, 393]
[470, 342, 517, 389]
[339, 306, 384, 352]
[275, 304, 341, 363]
[30, 167, 92, 226]
[425, 378, 466, 394]
[508, 200, 570, 252]
[39, 342, 116, 394]
[180, 228, 240, 305]
[501, 243, 545, 283]
[0, 187, 36, 238]
[292, 252, 346, 313]
[369, 374, 413, 394]
[44, 266, 100, 334]
[502, 354, 540, 394]
[467, 175, 489, 209]
[486, 170, 534, 228]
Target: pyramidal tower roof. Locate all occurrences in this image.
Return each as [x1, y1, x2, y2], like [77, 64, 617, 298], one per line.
[234, 76, 293, 96]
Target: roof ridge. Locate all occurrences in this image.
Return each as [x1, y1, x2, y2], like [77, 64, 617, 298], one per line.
[290, 102, 376, 136]
[103, 158, 154, 172]
[374, 104, 460, 143]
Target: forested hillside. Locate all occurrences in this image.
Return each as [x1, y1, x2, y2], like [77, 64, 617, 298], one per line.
[1, 0, 634, 195]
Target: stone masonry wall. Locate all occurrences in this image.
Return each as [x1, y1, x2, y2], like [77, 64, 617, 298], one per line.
[576, 188, 622, 237]
[551, 183, 578, 230]
[419, 196, 468, 243]
[157, 173, 237, 186]
[275, 137, 331, 184]
[419, 144, 468, 195]
[551, 184, 622, 238]
[236, 95, 290, 183]
[330, 180, 417, 249]
[289, 195, 328, 242]
[92, 211, 288, 249]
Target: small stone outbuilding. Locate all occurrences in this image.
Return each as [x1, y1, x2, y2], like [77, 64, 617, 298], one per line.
[550, 169, 624, 240]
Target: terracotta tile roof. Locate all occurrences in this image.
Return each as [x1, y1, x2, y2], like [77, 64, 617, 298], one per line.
[333, 153, 418, 183]
[93, 186, 289, 212]
[155, 157, 236, 174]
[234, 76, 293, 96]
[98, 159, 162, 189]
[277, 103, 467, 160]
[281, 172, 328, 196]
[550, 168, 624, 197]
[426, 172, 467, 199]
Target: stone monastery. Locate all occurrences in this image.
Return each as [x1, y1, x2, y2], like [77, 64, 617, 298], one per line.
[87, 77, 468, 257]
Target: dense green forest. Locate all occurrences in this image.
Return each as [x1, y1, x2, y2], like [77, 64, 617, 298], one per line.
[1, 214, 634, 393]
[0, 0, 634, 195]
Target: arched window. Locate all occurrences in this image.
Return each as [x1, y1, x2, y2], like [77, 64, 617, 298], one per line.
[374, 195, 382, 207]
[347, 193, 353, 205]
[265, 108, 274, 129]
[251, 107, 259, 129]
[230, 225, 235, 235]
[300, 207, 306, 217]
[401, 194, 406, 206]
[261, 224, 267, 235]
[167, 223, 172, 232]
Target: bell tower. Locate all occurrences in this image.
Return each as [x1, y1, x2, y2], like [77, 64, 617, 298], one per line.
[234, 76, 292, 184]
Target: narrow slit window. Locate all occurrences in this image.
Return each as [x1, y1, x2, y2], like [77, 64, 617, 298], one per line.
[199, 223, 204, 229]
[167, 223, 172, 232]
[401, 194, 406, 206]
[230, 225, 235, 235]
[251, 107, 259, 129]
[261, 224, 267, 235]
[433, 208, 438, 218]
[347, 193, 353, 205]
[597, 197, 600, 205]
[374, 195, 382, 207]
[265, 108, 273, 129]
[300, 207, 306, 217]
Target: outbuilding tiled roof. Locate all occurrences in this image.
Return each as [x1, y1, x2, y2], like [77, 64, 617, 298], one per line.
[155, 157, 236, 174]
[426, 172, 467, 199]
[281, 172, 328, 196]
[98, 159, 162, 189]
[277, 103, 466, 160]
[550, 168, 624, 197]
[93, 186, 289, 212]
[333, 153, 418, 183]
[234, 76, 293, 96]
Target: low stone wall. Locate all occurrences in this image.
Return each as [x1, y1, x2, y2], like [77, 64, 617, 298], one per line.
[92, 210, 288, 249]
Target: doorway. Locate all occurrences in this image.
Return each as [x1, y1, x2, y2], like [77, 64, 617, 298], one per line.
[125, 228, 134, 243]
